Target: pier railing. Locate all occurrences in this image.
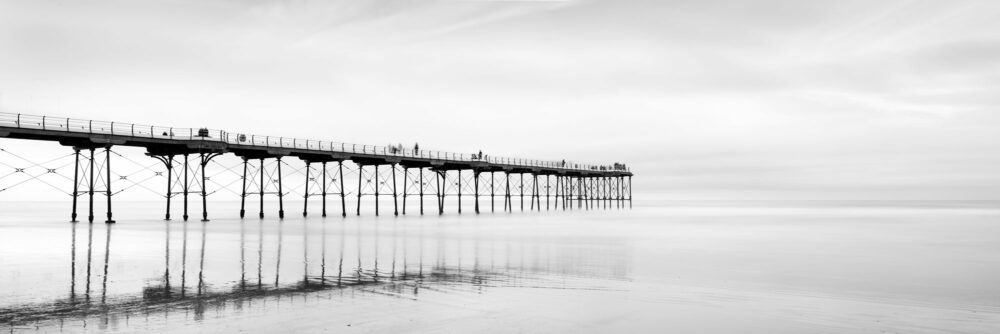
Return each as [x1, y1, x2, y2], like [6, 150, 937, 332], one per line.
[0, 112, 630, 173]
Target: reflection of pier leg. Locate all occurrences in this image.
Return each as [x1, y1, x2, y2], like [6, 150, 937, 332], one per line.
[277, 157, 285, 219]
[392, 164, 399, 216]
[303, 162, 310, 217]
[71, 148, 81, 222]
[85, 223, 93, 300]
[238, 220, 244, 290]
[104, 146, 115, 224]
[71, 223, 77, 298]
[101, 224, 112, 303]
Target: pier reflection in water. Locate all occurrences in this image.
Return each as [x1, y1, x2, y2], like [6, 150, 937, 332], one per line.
[0, 210, 629, 331]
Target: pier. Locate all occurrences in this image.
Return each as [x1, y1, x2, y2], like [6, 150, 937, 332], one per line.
[0, 112, 632, 222]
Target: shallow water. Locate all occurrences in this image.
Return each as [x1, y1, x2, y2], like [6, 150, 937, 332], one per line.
[1, 200, 998, 333]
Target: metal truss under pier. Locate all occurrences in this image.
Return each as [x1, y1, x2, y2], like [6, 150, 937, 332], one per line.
[0, 112, 633, 222]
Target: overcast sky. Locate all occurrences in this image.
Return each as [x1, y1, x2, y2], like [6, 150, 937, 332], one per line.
[1, 0, 998, 200]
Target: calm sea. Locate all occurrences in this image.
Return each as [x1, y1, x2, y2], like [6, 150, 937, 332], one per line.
[1, 200, 998, 333]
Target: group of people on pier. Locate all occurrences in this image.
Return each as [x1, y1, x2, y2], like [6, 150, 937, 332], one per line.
[591, 162, 628, 171]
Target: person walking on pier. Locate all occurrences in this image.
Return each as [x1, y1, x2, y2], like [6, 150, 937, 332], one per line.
[413, 143, 420, 155]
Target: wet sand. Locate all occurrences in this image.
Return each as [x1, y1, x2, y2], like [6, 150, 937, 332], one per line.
[1, 200, 997, 333]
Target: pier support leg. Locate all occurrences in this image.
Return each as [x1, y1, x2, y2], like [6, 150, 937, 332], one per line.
[320, 161, 326, 217]
[615, 176, 622, 209]
[183, 154, 189, 221]
[562, 176, 567, 210]
[199, 152, 217, 222]
[628, 175, 633, 209]
[530, 174, 536, 211]
[520, 174, 524, 212]
[321, 162, 327, 217]
[533, 174, 540, 211]
[505, 172, 511, 212]
[568, 176, 573, 211]
[375, 165, 380, 216]
[71, 148, 80, 222]
[277, 157, 284, 219]
[437, 171, 445, 215]
[356, 165, 363, 216]
[259, 159, 265, 219]
[546, 175, 550, 211]
[587, 177, 592, 209]
[338, 161, 346, 217]
[402, 167, 408, 215]
[104, 146, 115, 224]
[302, 161, 311, 217]
[490, 171, 495, 213]
[606, 177, 611, 209]
[164, 155, 174, 220]
[419, 167, 424, 215]
[588, 177, 593, 210]
[474, 171, 480, 214]
[555, 175, 561, 211]
[392, 164, 398, 216]
[88, 148, 95, 223]
[457, 170, 462, 214]
[240, 158, 247, 219]
[303, 162, 310, 217]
